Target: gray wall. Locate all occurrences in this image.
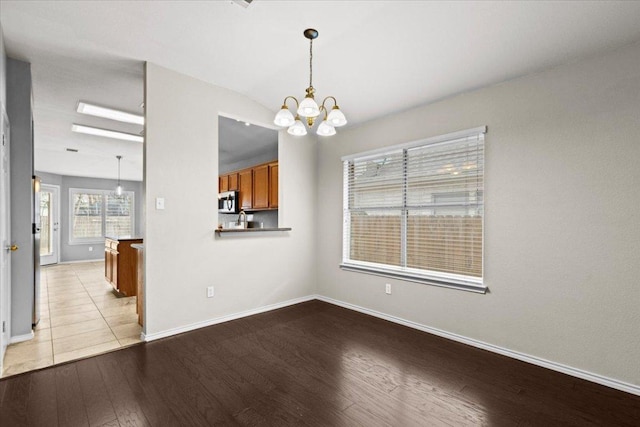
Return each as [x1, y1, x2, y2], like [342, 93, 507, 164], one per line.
[37, 171, 144, 262]
[0, 24, 6, 108]
[7, 58, 34, 338]
[316, 41, 640, 388]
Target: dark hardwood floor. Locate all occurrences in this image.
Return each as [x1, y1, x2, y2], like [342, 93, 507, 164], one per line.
[1, 300, 638, 426]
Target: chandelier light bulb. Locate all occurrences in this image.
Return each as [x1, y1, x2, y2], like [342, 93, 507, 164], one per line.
[287, 117, 307, 136]
[274, 106, 295, 127]
[327, 106, 347, 127]
[297, 95, 320, 118]
[316, 120, 336, 137]
[116, 184, 123, 196]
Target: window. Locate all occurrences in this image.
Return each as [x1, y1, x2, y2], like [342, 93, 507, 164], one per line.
[69, 188, 134, 244]
[341, 127, 486, 293]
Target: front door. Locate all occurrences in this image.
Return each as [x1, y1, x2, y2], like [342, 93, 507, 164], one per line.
[39, 184, 60, 265]
[1, 108, 12, 361]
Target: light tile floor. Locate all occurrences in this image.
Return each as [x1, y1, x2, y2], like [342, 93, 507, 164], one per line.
[1, 261, 142, 377]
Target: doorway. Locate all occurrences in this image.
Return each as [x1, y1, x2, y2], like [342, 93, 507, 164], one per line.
[1, 108, 11, 363]
[39, 184, 60, 266]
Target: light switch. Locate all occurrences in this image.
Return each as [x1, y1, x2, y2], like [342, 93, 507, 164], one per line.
[156, 197, 165, 210]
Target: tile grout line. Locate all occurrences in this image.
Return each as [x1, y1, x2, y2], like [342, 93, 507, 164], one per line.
[78, 264, 132, 348]
[84, 272, 122, 347]
[2, 262, 141, 377]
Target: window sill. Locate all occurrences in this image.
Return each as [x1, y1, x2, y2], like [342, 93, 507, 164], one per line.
[339, 263, 487, 294]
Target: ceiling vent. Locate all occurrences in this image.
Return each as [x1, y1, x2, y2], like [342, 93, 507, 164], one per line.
[231, 0, 255, 8]
[66, 148, 78, 152]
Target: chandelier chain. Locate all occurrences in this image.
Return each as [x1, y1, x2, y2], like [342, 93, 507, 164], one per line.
[309, 38, 313, 88]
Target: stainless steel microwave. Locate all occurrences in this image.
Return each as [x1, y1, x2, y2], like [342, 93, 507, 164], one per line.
[218, 191, 240, 214]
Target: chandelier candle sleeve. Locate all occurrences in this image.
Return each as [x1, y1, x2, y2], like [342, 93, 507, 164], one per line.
[274, 28, 347, 137]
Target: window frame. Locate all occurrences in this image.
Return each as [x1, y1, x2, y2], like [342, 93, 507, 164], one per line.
[68, 187, 135, 245]
[340, 127, 487, 293]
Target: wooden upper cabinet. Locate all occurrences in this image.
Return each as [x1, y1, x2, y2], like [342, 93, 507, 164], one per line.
[219, 160, 278, 211]
[239, 169, 253, 209]
[252, 164, 269, 209]
[269, 163, 278, 208]
[228, 173, 239, 191]
[219, 175, 229, 192]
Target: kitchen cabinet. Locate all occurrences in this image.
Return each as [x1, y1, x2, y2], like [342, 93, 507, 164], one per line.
[132, 244, 144, 326]
[219, 175, 228, 192]
[220, 160, 278, 211]
[104, 237, 143, 297]
[218, 173, 238, 192]
[252, 164, 269, 209]
[239, 169, 253, 209]
[269, 162, 278, 208]
[228, 173, 238, 191]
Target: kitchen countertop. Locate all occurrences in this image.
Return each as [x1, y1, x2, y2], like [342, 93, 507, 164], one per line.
[105, 236, 144, 241]
[215, 227, 291, 234]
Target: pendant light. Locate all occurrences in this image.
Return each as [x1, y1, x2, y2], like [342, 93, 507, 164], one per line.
[115, 155, 123, 196]
[274, 28, 347, 137]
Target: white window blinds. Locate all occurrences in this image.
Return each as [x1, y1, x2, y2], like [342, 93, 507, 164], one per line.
[342, 127, 486, 292]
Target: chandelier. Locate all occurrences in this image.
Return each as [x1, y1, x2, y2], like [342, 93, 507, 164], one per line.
[273, 28, 347, 137]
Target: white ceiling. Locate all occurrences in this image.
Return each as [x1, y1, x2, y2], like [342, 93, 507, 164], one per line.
[2, 1, 640, 181]
[219, 116, 277, 169]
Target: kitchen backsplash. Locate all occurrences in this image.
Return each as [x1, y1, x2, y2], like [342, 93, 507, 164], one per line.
[219, 210, 278, 228]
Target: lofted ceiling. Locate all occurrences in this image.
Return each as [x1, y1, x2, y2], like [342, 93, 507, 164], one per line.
[218, 116, 277, 172]
[1, 1, 640, 181]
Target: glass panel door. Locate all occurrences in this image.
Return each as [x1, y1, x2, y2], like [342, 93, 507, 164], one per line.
[40, 184, 59, 265]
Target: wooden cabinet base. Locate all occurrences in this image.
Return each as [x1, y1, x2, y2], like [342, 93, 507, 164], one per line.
[104, 238, 143, 297]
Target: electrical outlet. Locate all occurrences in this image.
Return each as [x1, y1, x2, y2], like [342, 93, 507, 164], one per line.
[207, 286, 215, 298]
[385, 283, 392, 295]
[88, 246, 93, 252]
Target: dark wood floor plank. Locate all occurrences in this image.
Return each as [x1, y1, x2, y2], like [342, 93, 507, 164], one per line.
[26, 368, 58, 426]
[1, 300, 639, 426]
[116, 346, 183, 427]
[0, 377, 7, 406]
[54, 364, 90, 427]
[139, 338, 238, 426]
[95, 352, 151, 427]
[0, 374, 31, 426]
[75, 358, 118, 427]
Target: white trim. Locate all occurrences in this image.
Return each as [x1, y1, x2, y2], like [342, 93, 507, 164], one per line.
[340, 263, 487, 294]
[142, 295, 316, 342]
[341, 126, 487, 161]
[10, 330, 34, 344]
[315, 295, 640, 397]
[58, 259, 101, 264]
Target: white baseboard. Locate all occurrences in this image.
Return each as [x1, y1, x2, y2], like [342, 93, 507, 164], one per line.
[142, 295, 316, 342]
[315, 295, 640, 397]
[10, 330, 34, 344]
[59, 259, 100, 265]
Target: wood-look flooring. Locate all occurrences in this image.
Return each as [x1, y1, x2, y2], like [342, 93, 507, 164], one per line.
[0, 300, 638, 426]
